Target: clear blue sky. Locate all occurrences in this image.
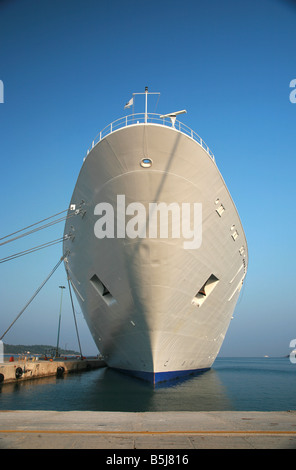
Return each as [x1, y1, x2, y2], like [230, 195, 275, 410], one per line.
[0, 0, 295, 356]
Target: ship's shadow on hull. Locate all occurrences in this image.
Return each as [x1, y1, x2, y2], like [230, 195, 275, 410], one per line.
[112, 366, 211, 388]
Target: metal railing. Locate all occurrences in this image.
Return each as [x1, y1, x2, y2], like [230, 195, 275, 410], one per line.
[86, 113, 215, 160]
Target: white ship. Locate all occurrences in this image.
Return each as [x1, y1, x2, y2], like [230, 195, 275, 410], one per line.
[63, 89, 248, 384]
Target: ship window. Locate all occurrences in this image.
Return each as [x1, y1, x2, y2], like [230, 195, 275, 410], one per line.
[90, 274, 115, 306]
[231, 230, 239, 241]
[239, 246, 245, 256]
[216, 204, 225, 217]
[192, 274, 219, 308]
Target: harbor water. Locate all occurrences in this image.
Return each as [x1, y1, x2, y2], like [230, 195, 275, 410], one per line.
[0, 357, 295, 412]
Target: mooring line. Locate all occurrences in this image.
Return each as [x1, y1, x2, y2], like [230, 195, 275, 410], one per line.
[0, 254, 66, 340]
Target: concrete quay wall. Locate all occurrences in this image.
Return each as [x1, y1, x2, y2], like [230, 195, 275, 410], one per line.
[0, 358, 106, 384]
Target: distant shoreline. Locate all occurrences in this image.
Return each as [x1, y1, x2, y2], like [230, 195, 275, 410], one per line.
[2, 343, 80, 356]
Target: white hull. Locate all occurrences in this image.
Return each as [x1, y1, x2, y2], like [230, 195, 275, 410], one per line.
[63, 118, 248, 384]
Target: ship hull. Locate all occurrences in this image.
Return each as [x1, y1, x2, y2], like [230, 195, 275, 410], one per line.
[63, 123, 248, 384]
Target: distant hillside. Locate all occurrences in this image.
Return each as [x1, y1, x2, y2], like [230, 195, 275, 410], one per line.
[3, 343, 80, 355]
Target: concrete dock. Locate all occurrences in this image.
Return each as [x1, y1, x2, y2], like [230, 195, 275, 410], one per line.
[0, 410, 295, 449]
[0, 358, 106, 384]
[0, 361, 295, 449]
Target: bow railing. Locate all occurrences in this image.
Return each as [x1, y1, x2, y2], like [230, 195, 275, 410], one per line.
[86, 113, 215, 160]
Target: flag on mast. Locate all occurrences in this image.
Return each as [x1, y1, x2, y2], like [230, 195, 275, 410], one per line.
[124, 97, 134, 109]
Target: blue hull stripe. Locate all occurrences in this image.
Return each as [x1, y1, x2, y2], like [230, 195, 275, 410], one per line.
[113, 366, 210, 385]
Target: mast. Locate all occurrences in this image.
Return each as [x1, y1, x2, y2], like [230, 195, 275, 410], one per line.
[127, 87, 160, 121]
[145, 86, 148, 123]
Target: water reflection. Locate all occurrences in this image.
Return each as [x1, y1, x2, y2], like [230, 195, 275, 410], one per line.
[0, 365, 233, 412]
[146, 368, 233, 412]
[1, 359, 295, 411]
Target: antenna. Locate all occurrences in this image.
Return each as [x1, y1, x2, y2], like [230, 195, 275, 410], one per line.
[160, 110, 187, 128]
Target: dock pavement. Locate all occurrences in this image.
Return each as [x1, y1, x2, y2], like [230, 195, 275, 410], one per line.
[0, 410, 295, 450]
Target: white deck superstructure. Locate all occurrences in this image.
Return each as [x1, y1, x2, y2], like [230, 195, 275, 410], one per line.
[63, 99, 248, 384]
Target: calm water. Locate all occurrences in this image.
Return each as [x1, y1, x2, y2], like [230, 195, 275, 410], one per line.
[0, 357, 295, 412]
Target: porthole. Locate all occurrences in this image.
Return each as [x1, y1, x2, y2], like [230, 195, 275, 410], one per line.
[140, 157, 152, 168]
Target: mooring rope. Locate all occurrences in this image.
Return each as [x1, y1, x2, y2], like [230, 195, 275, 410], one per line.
[0, 236, 68, 264]
[67, 272, 83, 359]
[0, 204, 85, 263]
[0, 255, 66, 341]
[0, 212, 75, 247]
[0, 209, 68, 242]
